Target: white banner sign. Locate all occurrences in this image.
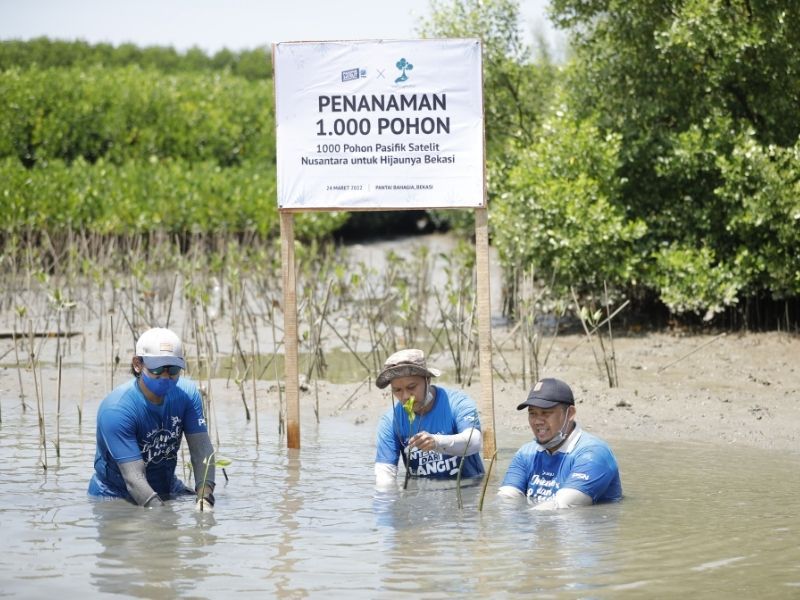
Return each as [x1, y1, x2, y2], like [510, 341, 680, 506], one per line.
[274, 39, 485, 210]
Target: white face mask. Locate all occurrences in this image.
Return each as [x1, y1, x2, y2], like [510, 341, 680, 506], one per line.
[423, 380, 434, 407]
[537, 408, 571, 450]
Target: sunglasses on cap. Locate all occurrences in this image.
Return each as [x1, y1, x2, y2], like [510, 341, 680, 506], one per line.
[145, 365, 182, 376]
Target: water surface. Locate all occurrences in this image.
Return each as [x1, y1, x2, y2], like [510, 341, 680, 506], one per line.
[1, 399, 799, 598]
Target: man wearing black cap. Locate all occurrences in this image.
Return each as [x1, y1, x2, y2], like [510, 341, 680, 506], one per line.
[498, 378, 621, 509]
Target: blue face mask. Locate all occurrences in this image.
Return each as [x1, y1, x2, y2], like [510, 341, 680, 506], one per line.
[141, 372, 179, 398]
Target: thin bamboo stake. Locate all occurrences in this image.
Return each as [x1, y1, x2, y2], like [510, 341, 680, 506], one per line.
[252, 339, 260, 446]
[55, 355, 62, 458]
[474, 207, 496, 459]
[79, 329, 85, 425]
[12, 327, 26, 412]
[280, 211, 300, 449]
[108, 315, 114, 390]
[34, 354, 47, 470]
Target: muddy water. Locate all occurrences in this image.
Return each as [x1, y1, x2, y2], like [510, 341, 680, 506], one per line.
[2, 396, 799, 599]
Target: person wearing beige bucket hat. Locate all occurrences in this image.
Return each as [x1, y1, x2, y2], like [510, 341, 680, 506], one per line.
[498, 377, 622, 509]
[88, 327, 216, 511]
[374, 349, 484, 487]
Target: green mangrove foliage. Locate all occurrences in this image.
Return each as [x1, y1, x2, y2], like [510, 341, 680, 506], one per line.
[493, 106, 647, 295]
[0, 37, 273, 81]
[0, 64, 275, 166]
[0, 57, 345, 241]
[0, 157, 345, 239]
[548, 0, 800, 318]
[427, 0, 799, 324]
[3, 15, 799, 327]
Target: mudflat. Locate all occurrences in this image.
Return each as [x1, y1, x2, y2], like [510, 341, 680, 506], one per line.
[3, 330, 797, 454]
[236, 331, 800, 453]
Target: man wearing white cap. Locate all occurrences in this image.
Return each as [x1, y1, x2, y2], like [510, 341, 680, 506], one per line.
[374, 348, 484, 487]
[88, 327, 216, 510]
[498, 377, 622, 509]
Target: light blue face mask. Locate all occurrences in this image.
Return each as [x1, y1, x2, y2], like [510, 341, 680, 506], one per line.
[141, 372, 179, 398]
[537, 408, 571, 450]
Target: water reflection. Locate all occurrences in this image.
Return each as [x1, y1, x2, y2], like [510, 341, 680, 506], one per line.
[269, 449, 303, 598]
[91, 499, 217, 598]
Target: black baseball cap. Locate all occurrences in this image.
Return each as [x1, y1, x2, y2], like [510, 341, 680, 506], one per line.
[517, 378, 575, 410]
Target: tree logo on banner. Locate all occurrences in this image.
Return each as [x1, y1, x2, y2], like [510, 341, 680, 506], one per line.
[395, 57, 414, 83]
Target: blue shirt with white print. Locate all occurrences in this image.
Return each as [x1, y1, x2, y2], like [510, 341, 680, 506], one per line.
[88, 377, 208, 499]
[375, 386, 484, 479]
[501, 426, 622, 504]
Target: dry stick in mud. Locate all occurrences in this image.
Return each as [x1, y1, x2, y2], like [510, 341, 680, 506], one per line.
[32, 351, 47, 470]
[194, 302, 220, 448]
[205, 318, 222, 449]
[434, 289, 473, 384]
[108, 315, 115, 390]
[314, 380, 320, 424]
[478, 450, 498, 511]
[541, 302, 565, 370]
[79, 332, 85, 425]
[252, 339, 259, 446]
[335, 375, 371, 414]
[490, 335, 513, 384]
[657, 332, 728, 373]
[12, 328, 27, 412]
[165, 273, 179, 330]
[242, 282, 262, 355]
[322, 313, 372, 376]
[233, 339, 252, 421]
[455, 415, 478, 509]
[55, 355, 62, 458]
[361, 277, 390, 374]
[604, 281, 620, 387]
[304, 278, 333, 383]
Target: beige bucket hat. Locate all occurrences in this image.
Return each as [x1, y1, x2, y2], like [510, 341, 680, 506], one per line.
[376, 348, 442, 389]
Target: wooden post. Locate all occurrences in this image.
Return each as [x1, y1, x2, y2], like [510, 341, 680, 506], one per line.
[474, 207, 496, 458]
[280, 211, 301, 448]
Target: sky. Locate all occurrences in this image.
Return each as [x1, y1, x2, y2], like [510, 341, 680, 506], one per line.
[0, 0, 566, 56]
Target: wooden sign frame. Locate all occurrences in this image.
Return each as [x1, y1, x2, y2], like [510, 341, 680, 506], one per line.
[274, 39, 495, 458]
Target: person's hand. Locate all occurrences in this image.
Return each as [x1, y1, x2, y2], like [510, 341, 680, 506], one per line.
[195, 492, 215, 512]
[407, 431, 438, 452]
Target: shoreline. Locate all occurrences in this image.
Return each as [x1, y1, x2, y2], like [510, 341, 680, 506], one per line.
[261, 331, 800, 454]
[1, 331, 797, 454]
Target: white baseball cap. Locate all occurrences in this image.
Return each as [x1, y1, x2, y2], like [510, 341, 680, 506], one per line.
[135, 327, 186, 370]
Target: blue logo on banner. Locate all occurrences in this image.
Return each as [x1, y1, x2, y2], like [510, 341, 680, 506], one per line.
[395, 58, 413, 83]
[342, 68, 367, 82]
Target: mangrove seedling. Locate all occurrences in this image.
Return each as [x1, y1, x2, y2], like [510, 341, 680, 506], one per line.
[402, 395, 418, 490]
[198, 451, 231, 512]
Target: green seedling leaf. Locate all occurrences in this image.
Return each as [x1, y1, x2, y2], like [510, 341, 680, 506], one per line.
[403, 396, 416, 425]
[215, 458, 232, 467]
